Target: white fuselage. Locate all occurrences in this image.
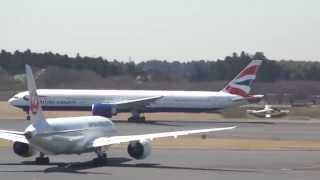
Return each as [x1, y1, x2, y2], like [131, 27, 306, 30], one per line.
[25, 116, 115, 155]
[9, 89, 241, 113]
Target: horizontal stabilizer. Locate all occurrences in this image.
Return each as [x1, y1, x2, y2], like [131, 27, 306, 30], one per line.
[0, 130, 28, 143]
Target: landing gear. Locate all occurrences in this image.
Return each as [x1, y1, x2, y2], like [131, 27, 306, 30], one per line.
[35, 153, 50, 165]
[128, 116, 146, 122]
[93, 147, 107, 165]
[25, 110, 30, 121]
[128, 111, 146, 122]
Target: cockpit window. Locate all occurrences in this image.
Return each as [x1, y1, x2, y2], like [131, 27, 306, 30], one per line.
[23, 95, 29, 101]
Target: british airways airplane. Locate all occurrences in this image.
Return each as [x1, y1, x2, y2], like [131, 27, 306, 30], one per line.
[0, 65, 235, 164]
[9, 60, 263, 122]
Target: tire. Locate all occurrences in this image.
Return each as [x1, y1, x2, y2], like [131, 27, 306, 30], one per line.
[35, 157, 50, 165]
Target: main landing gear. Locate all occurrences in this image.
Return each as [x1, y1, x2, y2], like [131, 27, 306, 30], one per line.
[128, 111, 146, 122]
[93, 147, 107, 165]
[23, 108, 30, 120]
[35, 152, 50, 165]
[24, 110, 30, 121]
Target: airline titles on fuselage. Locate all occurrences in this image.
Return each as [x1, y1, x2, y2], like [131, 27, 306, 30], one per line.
[39, 99, 76, 105]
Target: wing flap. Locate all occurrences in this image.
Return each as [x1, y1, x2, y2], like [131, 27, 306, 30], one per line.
[92, 126, 236, 147]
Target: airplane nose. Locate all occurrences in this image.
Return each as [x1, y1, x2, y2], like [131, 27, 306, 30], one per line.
[8, 98, 16, 105]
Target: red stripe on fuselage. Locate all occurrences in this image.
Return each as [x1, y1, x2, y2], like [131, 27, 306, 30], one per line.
[238, 65, 258, 78]
[225, 86, 248, 97]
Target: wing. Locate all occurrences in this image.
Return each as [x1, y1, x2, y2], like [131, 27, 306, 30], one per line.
[92, 126, 236, 147]
[110, 96, 162, 110]
[0, 130, 28, 144]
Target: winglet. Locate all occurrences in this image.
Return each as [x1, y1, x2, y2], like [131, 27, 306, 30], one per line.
[25, 65, 50, 132]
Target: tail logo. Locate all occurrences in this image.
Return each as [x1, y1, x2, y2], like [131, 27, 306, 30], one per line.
[30, 95, 39, 114]
[222, 60, 262, 97]
[234, 79, 254, 87]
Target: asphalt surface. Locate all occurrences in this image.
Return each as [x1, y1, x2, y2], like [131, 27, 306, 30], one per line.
[0, 118, 320, 179]
[1, 149, 320, 180]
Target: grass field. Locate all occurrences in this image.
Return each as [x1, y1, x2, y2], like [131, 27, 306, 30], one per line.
[138, 137, 320, 151]
[2, 137, 320, 151]
[2, 101, 320, 150]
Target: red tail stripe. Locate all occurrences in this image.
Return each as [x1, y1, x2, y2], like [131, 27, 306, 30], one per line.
[225, 86, 248, 97]
[238, 65, 258, 78]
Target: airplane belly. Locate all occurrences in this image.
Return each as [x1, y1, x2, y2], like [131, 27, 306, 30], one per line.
[145, 96, 220, 112]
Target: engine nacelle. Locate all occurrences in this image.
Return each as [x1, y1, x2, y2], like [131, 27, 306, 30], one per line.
[92, 103, 117, 118]
[13, 142, 36, 158]
[127, 140, 152, 160]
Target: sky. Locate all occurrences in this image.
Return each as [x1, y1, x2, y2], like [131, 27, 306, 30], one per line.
[1, 0, 320, 62]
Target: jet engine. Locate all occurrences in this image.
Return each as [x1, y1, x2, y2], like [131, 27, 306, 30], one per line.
[13, 142, 36, 157]
[92, 103, 117, 118]
[127, 140, 152, 160]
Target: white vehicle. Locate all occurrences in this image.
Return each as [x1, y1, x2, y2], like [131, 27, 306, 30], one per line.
[0, 65, 235, 164]
[9, 60, 263, 122]
[247, 104, 290, 118]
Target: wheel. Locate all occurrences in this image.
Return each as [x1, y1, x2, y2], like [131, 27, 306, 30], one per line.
[140, 116, 146, 122]
[128, 117, 134, 122]
[35, 157, 50, 165]
[92, 151, 107, 165]
[128, 116, 146, 122]
[26, 115, 31, 121]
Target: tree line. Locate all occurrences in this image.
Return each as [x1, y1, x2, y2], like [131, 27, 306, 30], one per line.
[0, 49, 320, 83]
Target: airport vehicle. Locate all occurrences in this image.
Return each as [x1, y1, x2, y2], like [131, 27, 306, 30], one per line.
[247, 104, 290, 118]
[0, 65, 235, 164]
[9, 60, 263, 122]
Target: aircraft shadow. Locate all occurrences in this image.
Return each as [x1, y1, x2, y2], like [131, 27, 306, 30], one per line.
[157, 120, 275, 125]
[0, 157, 259, 174]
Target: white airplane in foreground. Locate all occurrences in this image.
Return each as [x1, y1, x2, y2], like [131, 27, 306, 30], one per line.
[9, 60, 263, 122]
[0, 65, 236, 164]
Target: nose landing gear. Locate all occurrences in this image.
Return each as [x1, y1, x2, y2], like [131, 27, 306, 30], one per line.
[93, 147, 107, 165]
[35, 152, 50, 165]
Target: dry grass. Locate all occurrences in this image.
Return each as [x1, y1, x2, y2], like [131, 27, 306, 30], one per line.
[0, 141, 10, 148]
[108, 137, 320, 151]
[2, 137, 320, 151]
[154, 137, 320, 151]
[2, 97, 320, 151]
[2, 100, 320, 150]
[0, 101, 25, 120]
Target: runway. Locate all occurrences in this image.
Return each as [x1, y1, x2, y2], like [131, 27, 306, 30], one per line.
[0, 118, 320, 179]
[1, 149, 320, 180]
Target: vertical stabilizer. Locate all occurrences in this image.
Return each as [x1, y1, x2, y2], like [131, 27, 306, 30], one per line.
[221, 60, 263, 97]
[25, 65, 51, 133]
